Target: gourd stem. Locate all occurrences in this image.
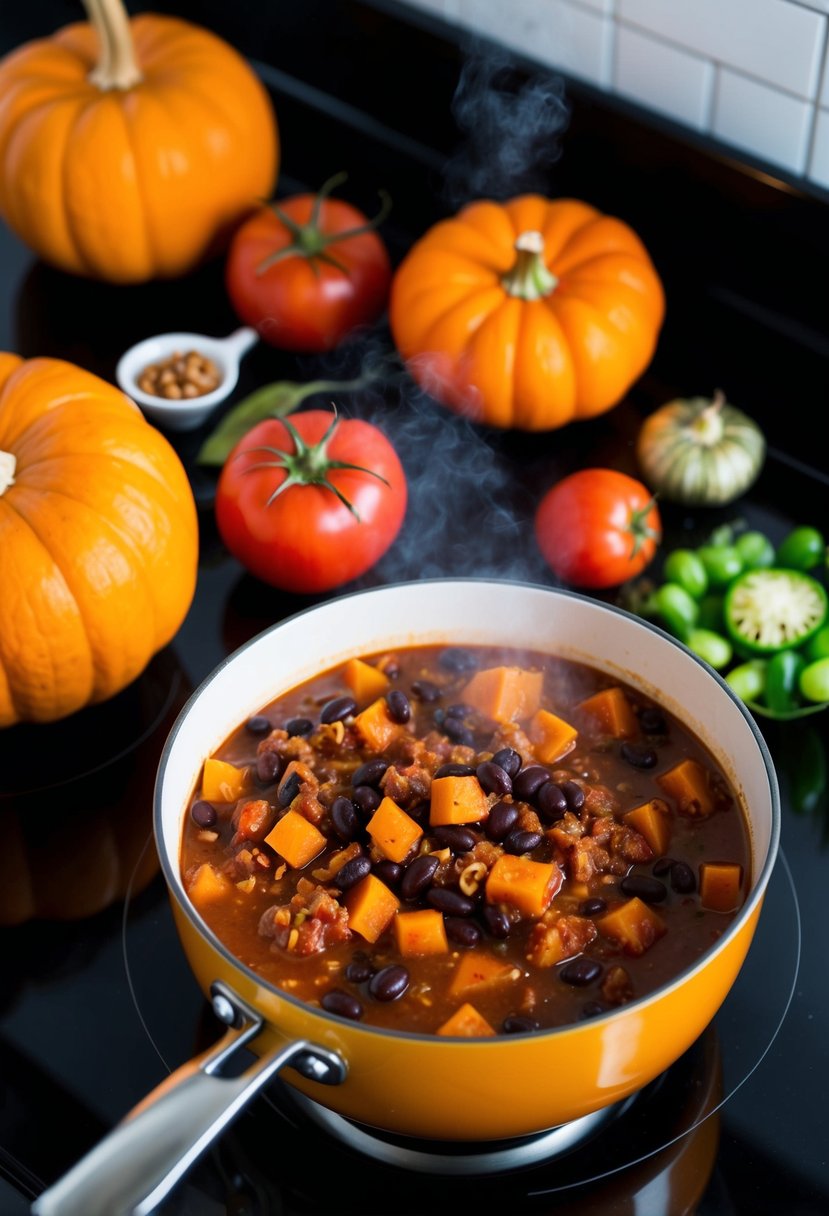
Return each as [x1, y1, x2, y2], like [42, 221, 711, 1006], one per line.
[502, 231, 558, 301]
[83, 0, 143, 91]
[0, 450, 16, 496]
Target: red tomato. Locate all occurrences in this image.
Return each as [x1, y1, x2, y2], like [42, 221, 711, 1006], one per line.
[534, 468, 661, 589]
[215, 410, 407, 594]
[225, 176, 392, 352]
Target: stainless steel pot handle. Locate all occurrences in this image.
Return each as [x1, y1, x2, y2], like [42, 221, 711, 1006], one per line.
[31, 980, 347, 1216]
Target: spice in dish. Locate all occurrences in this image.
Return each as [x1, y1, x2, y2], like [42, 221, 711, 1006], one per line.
[180, 644, 750, 1037]
[137, 350, 222, 399]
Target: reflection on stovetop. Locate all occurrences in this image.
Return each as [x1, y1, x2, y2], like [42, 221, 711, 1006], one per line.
[122, 852, 798, 1216]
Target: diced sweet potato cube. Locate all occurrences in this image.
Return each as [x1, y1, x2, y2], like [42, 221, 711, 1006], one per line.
[264, 810, 326, 869]
[576, 687, 638, 738]
[187, 863, 233, 906]
[345, 873, 400, 943]
[485, 854, 563, 918]
[437, 1003, 496, 1037]
[201, 758, 251, 803]
[528, 708, 578, 764]
[448, 950, 518, 997]
[460, 666, 543, 724]
[367, 796, 424, 863]
[699, 862, 743, 912]
[430, 775, 490, 826]
[657, 759, 714, 817]
[623, 799, 671, 856]
[343, 658, 390, 704]
[598, 897, 667, 956]
[352, 697, 403, 751]
[394, 909, 449, 956]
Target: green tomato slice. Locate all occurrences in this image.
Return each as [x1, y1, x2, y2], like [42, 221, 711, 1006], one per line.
[724, 568, 828, 655]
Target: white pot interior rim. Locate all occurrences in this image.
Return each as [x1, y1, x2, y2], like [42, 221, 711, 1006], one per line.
[155, 577, 781, 1041]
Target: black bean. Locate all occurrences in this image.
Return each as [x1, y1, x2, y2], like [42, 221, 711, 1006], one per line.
[670, 861, 697, 894]
[336, 856, 371, 890]
[369, 965, 410, 1002]
[513, 765, 551, 802]
[373, 860, 403, 888]
[386, 689, 411, 724]
[445, 918, 482, 948]
[486, 801, 519, 842]
[330, 796, 360, 842]
[652, 856, 675, 877]
[277, 770, 300, 807]
[438, 647, 477, 673]
[560, 958, 603, 986]
[427, 888, 475, 916]
[411, 679, 441, 702]
[620, 874, 668, 903]
[321, 990, 364, 1020]
[285, 717, 314, 737]
[406, 801, 430, 826]
[352, 785, 381, 814]
[255, 750, 282, 785]
[245, 714, 271, 736]
[580, 1001, 609, 1020]
[444, 718, 475, 747]
[491, 747, 522, 778]
[504, 829, 543, 855]
[191, 800, 217, 828]
[400, 855, 440, 901]
[351, 757, 389, 788]
[434, 762, 476, 779]
[476, 761, 512, 797]
[561, 780, 585, 811]
[344, 959, 374, 984]
[639, 707, 667, 735]
[579, 897, 607, 917]
[320, 695, 358, 725]
[445, 702, 474, 719]
[620, 742, 658, 769]
[482, 905, 511, 938]
[502, 1015, 540, 1034]
[433, 825, 477, 853]
[537, 781, 568, 822]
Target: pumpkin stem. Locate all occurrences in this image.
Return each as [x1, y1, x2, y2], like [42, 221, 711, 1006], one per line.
[83, 0, 143, 91]
[0, 450, 16, 496]
[692, 391, 728, 446]
[501, 231, 558, 301]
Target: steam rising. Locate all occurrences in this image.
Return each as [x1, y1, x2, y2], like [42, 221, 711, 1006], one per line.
[442, 38, 570, 208]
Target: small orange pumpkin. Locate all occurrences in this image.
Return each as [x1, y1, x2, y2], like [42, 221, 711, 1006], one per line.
[389, 195, 665, 431]
[0, 0, 278, 283]
[0, 352, 199, 725]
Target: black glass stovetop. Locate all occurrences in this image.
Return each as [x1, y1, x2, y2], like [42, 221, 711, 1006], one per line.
[2, 4, 829, 1213]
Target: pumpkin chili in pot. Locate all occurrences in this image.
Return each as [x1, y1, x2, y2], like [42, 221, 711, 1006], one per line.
[180, 644, 749, 1037]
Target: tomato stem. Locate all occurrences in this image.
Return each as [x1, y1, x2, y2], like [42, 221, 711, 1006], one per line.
[83, 0, 143, 90]
[257, 173, 392, 278]
[501, 231, 558, 300]
[628, 496, 661, 559]
[240, 405, 389, 521]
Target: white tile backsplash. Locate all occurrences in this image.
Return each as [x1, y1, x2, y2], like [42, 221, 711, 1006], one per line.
[713, 66, 814, 173]
[808, 107, 829, 184]
[401, 0, 829, 190]
[615, 24, 713, 129]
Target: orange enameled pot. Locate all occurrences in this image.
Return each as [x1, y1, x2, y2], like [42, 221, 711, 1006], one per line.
[157, 579, 779, 1140]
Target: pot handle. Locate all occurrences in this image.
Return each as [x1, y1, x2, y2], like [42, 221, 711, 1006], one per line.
[31, 979, 347, 1216]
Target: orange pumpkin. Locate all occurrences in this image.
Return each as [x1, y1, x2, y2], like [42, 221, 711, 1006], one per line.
[0, 0, 278, 283]
[389, 195, 665, 431]
[0, 352, 199, 725]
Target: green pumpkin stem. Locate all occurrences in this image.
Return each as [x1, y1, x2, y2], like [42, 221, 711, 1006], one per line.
[501, 231, 558, 301]
[258, 173, 392, 278]
[83, 0, 143, 91]
[239, 405, 389, 521]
